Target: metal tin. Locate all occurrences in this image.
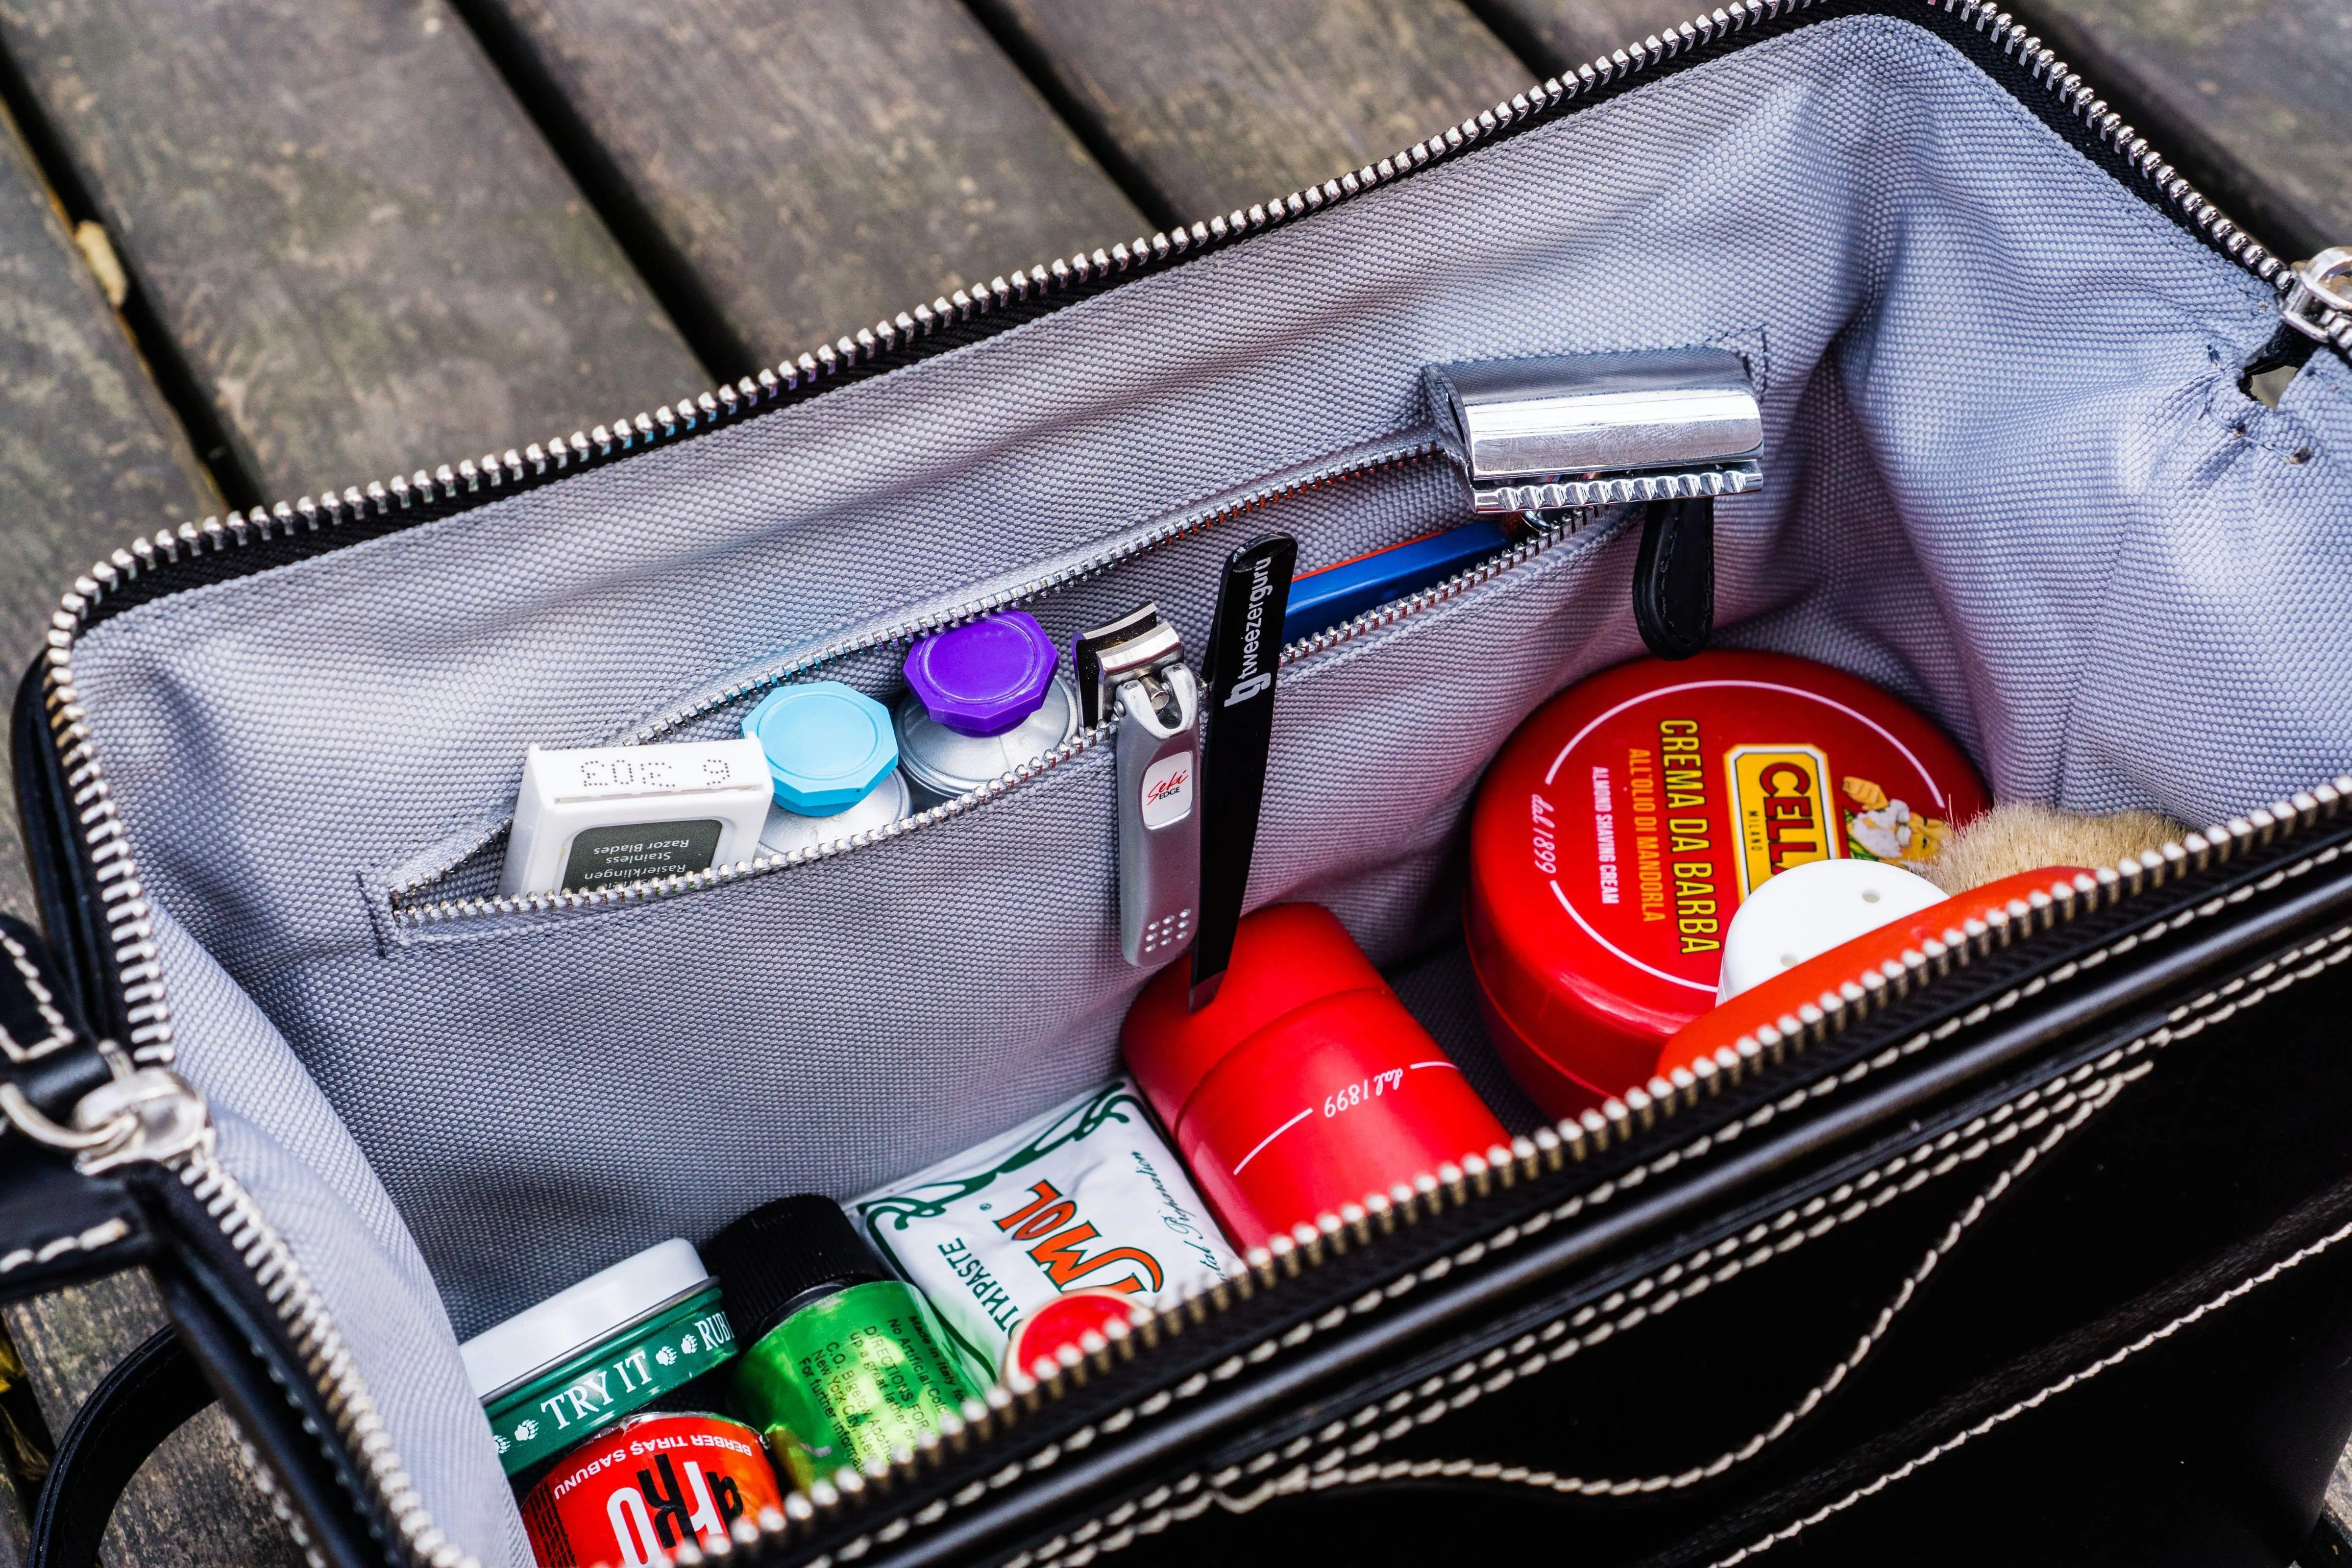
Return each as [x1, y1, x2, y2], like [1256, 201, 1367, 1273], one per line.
[894, 678, 1079, 806]
[757, 769, 912, 857]
[517, 1410, 785, 1567]
[462, 1239, 739, 1478]
[1466, 651, 1988, 1116]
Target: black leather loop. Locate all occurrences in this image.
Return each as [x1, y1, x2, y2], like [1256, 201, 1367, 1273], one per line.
[1632, 494, 1716, 661]
[29, 1323, 215, 1568]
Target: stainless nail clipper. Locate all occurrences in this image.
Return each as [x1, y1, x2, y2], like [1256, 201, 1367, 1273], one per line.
[1075, 605, 1200, 967]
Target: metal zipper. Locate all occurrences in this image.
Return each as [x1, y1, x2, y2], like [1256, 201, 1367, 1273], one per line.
[384, 440, 1521, 923]
[762, 782, 2352, 1566]
[28, 3, 2349, 1564]
[43, 0, 2347, 643]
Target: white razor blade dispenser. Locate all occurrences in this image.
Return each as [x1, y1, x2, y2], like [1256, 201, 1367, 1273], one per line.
[498, 736, 771, 897]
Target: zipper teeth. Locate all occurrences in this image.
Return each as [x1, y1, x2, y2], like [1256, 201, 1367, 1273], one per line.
[31, 3, 2338, 1562]
[396, 724, 1110, 924]
[383, 439, 1442, 920]
[43, 0, 2335, 650]
[621, 442, 1443, 746]
[175, 1145, 479, 1568]
[779, 777, 2352, 1559]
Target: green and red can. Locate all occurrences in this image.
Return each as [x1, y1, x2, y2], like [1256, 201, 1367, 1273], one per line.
[517, 1409, 788, 1566]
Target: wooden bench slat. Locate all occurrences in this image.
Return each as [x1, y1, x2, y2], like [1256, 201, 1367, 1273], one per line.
[0, 0, 708, 501]
[0, 96, 219, 972]
[2010, 0, 2350, 262]
[0, 101, 216, 617]
[968, 0, 1534, 223]
[2, 1274, 304, 1568]
[1486, 0, 2350, 262]
[1471, 0, 1706, 74]
[472, 0, 1150, 368]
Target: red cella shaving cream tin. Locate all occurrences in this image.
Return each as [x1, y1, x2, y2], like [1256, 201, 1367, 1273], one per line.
[1467, 650, 1988, 1116]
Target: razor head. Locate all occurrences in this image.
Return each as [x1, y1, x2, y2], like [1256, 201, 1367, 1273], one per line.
[1424, 347, 1764, 514]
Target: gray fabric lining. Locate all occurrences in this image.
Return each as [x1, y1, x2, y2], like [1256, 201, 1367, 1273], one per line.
[51, 17, 2348, 1563]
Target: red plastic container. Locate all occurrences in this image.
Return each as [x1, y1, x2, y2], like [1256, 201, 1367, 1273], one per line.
[1468, 651, 1988, 1118]
[1123, 904, 1509, 1250]
[519, 1410, 787, 1567]
[1003, 1288, 1145, 1381]
[1655, 867, 2089, 1080]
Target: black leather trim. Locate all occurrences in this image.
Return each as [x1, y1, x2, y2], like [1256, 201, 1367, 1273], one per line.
[10, 668, 121, 1043]
[2301, 1509, 2352, 1567]
[811, 812, 2352, 1568]
[134, 1165, 402, 1568]
[1632, 495, 1716, 660]
[28, 1324, 213, 1568]
[0, 912, 150, 1302]
[0, 13, 2336, 1563]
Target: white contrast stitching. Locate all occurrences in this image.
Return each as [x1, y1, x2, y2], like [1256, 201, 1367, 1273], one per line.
[0, 928, 77, 1063]
[1019, 1060, 2142, 1567]
[694, 845, 2352, 1568]
[1255, 1066, 2141, 1511]
[792, 602, 2352, 1568]
[833, 878, 2351, 1566]
[1709, 1207, 2352, 1566]
[1012, 921, 2352, 1564]
[0, 1216, 131, 1273]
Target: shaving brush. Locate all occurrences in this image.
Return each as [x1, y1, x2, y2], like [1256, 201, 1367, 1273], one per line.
[1921, 801, 2188, 894]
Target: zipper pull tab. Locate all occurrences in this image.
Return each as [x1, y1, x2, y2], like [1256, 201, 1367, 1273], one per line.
[1076, 606, 1200, 967]
[1423, 348, 1762, 661]
[2279, 247, 2352, 345]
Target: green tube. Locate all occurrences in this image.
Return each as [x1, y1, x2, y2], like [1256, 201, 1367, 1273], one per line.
[732, 1278, 978, 1489]
[703, 1196, 980, 1491]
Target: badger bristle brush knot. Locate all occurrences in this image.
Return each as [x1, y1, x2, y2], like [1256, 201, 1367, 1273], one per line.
[1920, 801, 2189, 895]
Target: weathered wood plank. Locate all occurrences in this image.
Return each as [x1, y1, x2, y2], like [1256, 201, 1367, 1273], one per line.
[464, 0, 1150, 368]
[0, 106, 216, 569]
[965, 0, 1534, 223]
[1466, 0, 1703, 75]
[2008, 0, 2350, 262]
[0, 81, 333, 1568]
[2, 1273, 304, 1568]
[0, 0, 707, 500]
[0, 1332, 34, 1568]
[2328, 1448, 2352, 1545]
[0, 98, 217, 934]
[1484, 0, 2351, 262]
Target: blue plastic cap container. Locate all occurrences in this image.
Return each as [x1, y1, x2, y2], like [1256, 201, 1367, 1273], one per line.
[741, 682, 899, 814]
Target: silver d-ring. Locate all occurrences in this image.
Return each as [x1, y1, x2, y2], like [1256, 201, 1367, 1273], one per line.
[0, 1082, 132, 1152]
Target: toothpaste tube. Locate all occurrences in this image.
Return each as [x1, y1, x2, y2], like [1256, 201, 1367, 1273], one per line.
[850, 1079, 1240, 1384]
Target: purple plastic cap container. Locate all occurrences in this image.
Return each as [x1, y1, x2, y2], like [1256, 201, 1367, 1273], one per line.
[903, 611, 1060, 736]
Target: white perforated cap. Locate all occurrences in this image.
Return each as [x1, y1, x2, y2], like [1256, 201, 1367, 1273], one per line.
[459, 1238, 712, 1400]
[1717, 858, 1948, 1004]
